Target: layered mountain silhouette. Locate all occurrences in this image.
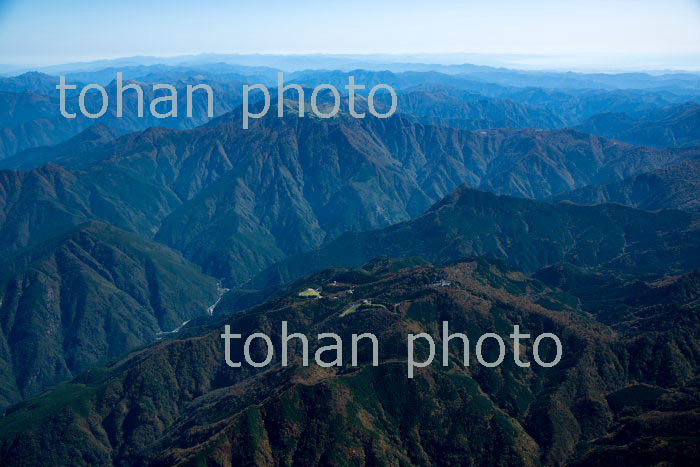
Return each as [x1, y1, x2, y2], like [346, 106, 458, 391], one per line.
[288, 69, 700, 124]
[360, 84, 565, 129]
[3, 107, 698, 285]
[0, 76, 243, 161]
[254, 186, 700, 288]
[0, 72, 66, 95]
[576, 102, 700, 148]
[2, 68, 697, 162]
[558, 158, 700, 212]
[1, 63, 699, 466]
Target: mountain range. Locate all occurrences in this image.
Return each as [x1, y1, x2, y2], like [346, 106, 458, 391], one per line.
[2, 107, 698, 287]
[1, 256, 698, 465]
[0, 62, 699, 466]
[252, 185, 700, 288]
[0, 75, 244, 161]
[575, 102, 700, 148]
[2, 69, 698, 162]
[558, 158, 700, 212]
[0, 221, 218, 405]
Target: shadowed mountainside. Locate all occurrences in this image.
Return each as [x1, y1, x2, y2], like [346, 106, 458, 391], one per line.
[557, 158, 700, 212]
[575, 102, 700, 148]
[254, 186, 700, 288]
[4, 108, 698, 284]
[0, 257, 698, 465]
[0, 222, 218, 406]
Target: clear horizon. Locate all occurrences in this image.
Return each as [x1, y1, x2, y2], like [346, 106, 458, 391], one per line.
[1, 0, 699, 71]
[2, 52, 700, 75]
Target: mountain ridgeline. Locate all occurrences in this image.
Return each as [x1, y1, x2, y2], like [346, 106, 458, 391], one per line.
[1, 68, 698, 162]
[0, 222, 219, 405]
[575, 102, 700, 148]
[0, 258, 699, 465]
[557, 158, 700, 211]
[0, 75, 245, 161]
[2, 105, 698, 286]
[253, 186, 700, 288]
[0, 63, 699, 466]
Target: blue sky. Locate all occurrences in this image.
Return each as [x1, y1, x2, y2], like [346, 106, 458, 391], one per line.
[1, 0, 699, 69]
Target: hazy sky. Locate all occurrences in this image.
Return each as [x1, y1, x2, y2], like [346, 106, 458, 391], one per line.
[1, 0, 699, 69]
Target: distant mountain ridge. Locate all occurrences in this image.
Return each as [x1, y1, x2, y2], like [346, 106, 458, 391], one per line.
[0, 61, 699, 466]
[0, 77, 243, 161]
[2, 67, 698, 162]
[3, 108, 699, 285]
[373, 84, 565, 129]
[254, 186, 700, 288]
[557, 158, 700, 212]
[575, 102, 700, 148]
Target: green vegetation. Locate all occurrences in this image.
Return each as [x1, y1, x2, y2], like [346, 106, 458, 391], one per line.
[259, 187, 700, 288]
[0, 222, 218, 405]
[3, 257, 697, 465]
[0, 77, 699, 465]
[298, 287, 322, 298]
[339, 301, 388, 317]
